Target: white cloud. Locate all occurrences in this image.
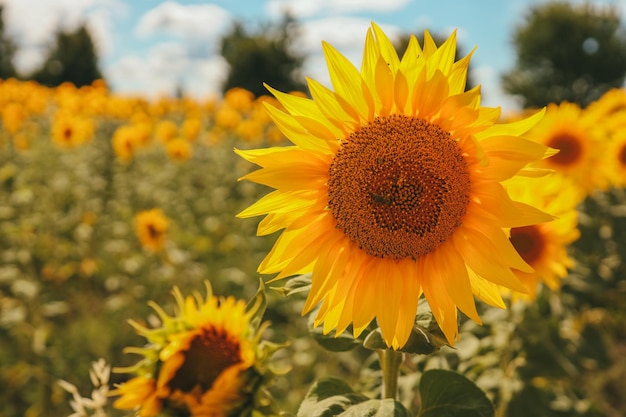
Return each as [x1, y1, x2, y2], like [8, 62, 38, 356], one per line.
[472, 65, 522, 113]
[1, 0, 126, 74]
[136, 1, 231, 40]
[105, 42, 227, 99]
[266, 0, 410, 19]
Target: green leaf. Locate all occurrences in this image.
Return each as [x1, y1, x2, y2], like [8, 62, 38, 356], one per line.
[418, 369, 494, 417]
[297, 377, 368, 417]
[308, 312, 361, 352]
[271, 273, 312, 297]
[338, 399, 411, 417]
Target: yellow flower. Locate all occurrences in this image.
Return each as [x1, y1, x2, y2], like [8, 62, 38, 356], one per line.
[236, 23, 553, 349]
[154, 119, 178, 144]
[224, 87, 255, 112]
[605, 130, 626, 188]
[166, 138, 193, 161]
[526, 102, 607, 193]
[112, 125, 141, 162]
[113, 282, 279, 417]
[505, 176, 582, 300]
[51, 111, 94, 148]
[135, 209, 169, 252]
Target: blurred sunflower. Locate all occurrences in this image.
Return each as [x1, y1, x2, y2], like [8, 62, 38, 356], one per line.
[605, 131, 626, 188]
[236, 23, 554, 349]
[112, 125, 141, 162]
[135, 209, 169, 252]
[505, 176, 582, 300]
[166, 137, 193, 161]
[112, 282, 280, 417]
[526, 102, 607, 193]
[51, 111, 94, 148]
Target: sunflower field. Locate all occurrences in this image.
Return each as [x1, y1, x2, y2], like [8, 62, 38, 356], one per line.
[1, 24, 626, 417]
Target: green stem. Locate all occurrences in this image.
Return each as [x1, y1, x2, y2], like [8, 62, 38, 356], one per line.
[379, 349, 403, 400]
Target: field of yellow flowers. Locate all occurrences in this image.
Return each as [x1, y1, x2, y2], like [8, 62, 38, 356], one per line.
[1, 75, 625, 417]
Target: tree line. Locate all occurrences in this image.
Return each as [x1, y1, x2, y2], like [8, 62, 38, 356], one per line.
[1, 1, 626, 107]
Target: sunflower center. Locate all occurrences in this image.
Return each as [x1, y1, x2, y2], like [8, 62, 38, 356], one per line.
[147, 224, 160, 239]
[327, 115, 471, 260]
[168, 326, 242, 393]
[547, 133, 582, 166]
[509, 225, 544, 265]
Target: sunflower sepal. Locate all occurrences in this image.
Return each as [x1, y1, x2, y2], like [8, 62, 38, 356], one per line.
[246, 278, 269, 331]
[270, 273, 312, 297]
[363, 301, 449, 354]
[296, 377, 410, 417]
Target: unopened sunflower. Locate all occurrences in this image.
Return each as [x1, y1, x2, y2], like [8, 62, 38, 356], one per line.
[236, 23, 554, 349]
[112, 281, 281, 417]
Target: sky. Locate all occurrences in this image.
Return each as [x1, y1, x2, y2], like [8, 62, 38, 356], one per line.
[2, 0, 626, 112]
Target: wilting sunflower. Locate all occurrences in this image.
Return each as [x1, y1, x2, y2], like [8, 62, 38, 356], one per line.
[112, 281, 280, 417]
[236, 23, 554, 349]
[505, 176, 582, 300]
[525, 101, 607, 194]
[135, 209, 169, 252]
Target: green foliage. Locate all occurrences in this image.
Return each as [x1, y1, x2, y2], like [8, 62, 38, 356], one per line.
[297, 377, 410, 417]
[30, 24, 103, 87]
[503, 1, 626, 107]
[418, 369, 494, 417]
[220, 15, 307, 97]
[0, 5, 17, 79]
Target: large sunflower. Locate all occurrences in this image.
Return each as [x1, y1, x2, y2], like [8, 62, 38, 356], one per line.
[505, 176, 582, 300]
[237, 23, 553, 349]
[113, 282, 278, 417]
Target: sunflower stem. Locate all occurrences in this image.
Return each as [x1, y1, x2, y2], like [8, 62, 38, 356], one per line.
[379, 348, 403, 400]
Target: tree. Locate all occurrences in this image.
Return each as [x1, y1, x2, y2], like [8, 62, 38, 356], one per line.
[502, 1, 626, 108]
[220, 14, 306, 97]
[30, 24, 103, 88]
[0, 5, 17, 79]
[394, 31, 475, 91]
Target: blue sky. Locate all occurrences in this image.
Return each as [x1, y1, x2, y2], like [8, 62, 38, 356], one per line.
[2, 0, 625, 111]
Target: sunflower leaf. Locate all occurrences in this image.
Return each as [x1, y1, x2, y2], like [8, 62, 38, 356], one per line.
[338, 399, 411, 417]
[418, 369, 494, 417]
[297, 377, 368, 417]
[308, 313, 361, 352]
[271, 273, 312, 297]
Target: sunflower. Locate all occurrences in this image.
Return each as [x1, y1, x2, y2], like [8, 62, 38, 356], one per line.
[236, 23, 554, 349]
[166, 137, 193, 161]
[525, 102, 607, 194]
[505, 176, 582, 300]
[51, 111, 94, 148]
[112, 282, 279, 417]
[135, 209, 169, 252]
[604, 130, 626, 188]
